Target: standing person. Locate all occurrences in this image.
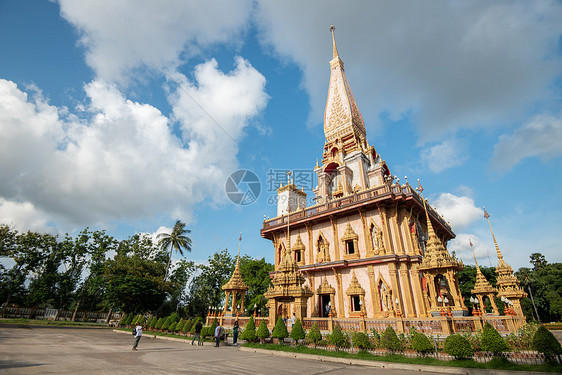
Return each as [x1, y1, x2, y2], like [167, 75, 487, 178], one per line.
[191, 320, 203, 346]
[214, 323, 222, 347]
[232, 320, 239, 346]
[291, 313, 296, 329]
[132, 324, 144, 351]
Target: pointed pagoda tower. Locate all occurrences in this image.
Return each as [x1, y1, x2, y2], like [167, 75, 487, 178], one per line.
[469, 240, 499, 315]
[264, 241, 313, 327]
[483, 208, 526, 317]
[261, 25, 455, 325]
[314, 25, 385, 201]
[222, 235, 249, 317]
[417, 181, 466, 316]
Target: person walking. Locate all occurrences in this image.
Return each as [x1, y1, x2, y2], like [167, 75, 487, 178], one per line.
[214, 323, 222, 347]
[232, 320, 239, 346]
[191, 320, 203, 346]
[132, 324, 144, 351]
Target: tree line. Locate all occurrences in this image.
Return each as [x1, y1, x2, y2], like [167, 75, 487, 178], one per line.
[0, 223, 273, 319]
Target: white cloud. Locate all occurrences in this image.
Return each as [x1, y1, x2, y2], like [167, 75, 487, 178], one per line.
[491, 113, 562, 171]
[254, 1, 562, 141]
[421, 139, 468, 173]
[0, 56, 268, 232]
[0, 199, 51, 233]
[448, 233, 494, 266]
[432, 193, 482, 231]
[57, 0, 253, 83]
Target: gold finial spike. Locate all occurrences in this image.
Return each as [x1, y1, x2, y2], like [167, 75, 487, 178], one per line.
[237, 233, 242, 259]
[483, 206, 504, 263]
[316, 158, 319, 167]
[330, 25, 339, 59]
[469, 239, 480, 269]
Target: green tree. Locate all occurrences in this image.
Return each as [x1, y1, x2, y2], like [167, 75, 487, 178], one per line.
[444, 334, 473, 360]
[183, 249, 234, 318]
[290, 318, 305, 344]
[328, 324, 346, 349]
[481, 322, 509, 355]
[239, 256, 274, 315]
[381, 325, 401, 352]
[411, 332, 434, 356]
[307, 322, 322, 346]
[352, 331, 371, 350]
[272, 316, 289, 340]
[103, 234, 171, 313]
[157, 220, 192, 281]
[240, 315, 257, 341]
[257, 320, 270, 343]
[533, 325, 562, 360]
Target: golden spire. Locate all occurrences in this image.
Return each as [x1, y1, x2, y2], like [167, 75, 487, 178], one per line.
[222, 235, 249, 292]
[323, 25, 366, 156]
[483, 207, 505, 267]
[330, 25, 339, 59]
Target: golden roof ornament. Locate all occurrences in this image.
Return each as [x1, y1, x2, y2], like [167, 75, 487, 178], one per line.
[346, 271, 365, 296]
[341, 221, 359, 241]
[469, 240, 496, 295]
[222, 234, 249, 292]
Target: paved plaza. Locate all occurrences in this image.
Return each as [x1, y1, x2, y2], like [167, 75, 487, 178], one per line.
[0, 325, 452, 375]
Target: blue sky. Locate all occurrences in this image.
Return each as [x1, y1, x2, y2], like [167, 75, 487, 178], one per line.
[1, 1, 561, 271]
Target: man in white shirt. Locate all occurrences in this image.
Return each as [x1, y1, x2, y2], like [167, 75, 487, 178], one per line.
[132, 324, 143, 351]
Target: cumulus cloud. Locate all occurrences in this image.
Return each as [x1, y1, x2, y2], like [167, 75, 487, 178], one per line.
[432, 192, 482, 231]
[254, 1, 562, 140]
[491, 113, 562, 172]
[57, 0, 253, 83]
[421, 139, 468, 173]
[0, 56, 268, 232]
[448, 233, 494, 265]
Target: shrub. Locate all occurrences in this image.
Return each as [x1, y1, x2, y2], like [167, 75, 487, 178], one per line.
[176, 318, 184, 331]
[371, 329, 381, 348]
[328, 325, 347, 349]
[532, 325, 562, 360]
[155, 318, 164, 330]
[183, 319, 193, 333]
[190, 318, 201, 333]
[290, 319, 305, 343]
[169, 312, 180, 323]
[461, 330, 482, 352]
[411, 332, 434, 355]
[120, 313, 133, 326]
[161, 316, 171, 331]
[352, 332, 371, 350]
[272, 316, 289, 339]
[240, 316, 257, 341]
[257, 320, 270, 343]
[307, 322, 322, 344]
[444, 334, 473, 360]
[209, 319, 217, 337]
[481, 322, 509, 355]
[168, 322, 177, 332]
[381, 325, 401, 352]
[147, 316, 157, 329]
[200, 326, 211, 338]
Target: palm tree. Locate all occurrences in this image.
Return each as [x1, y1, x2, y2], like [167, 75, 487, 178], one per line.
[157, 220, 192, 281]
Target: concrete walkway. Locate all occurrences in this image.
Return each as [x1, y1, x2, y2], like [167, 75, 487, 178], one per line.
[0, 326, 552, 375]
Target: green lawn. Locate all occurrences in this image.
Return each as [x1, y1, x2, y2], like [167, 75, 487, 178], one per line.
[243, 342, 562, 373]
[0, 318, 109, 327]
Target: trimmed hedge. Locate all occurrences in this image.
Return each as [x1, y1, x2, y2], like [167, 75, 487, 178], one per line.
[328, 324, 347, 348]
[240, 316, 256, 341]
[533, 325, 562, 359]
[481, 322, 509, 355]
[411, 332, 434, 355]
[444, 334, 473, 360]
[272, 316, 288, 339]
[290, 319, 305, 343]
[307, 322, 322, 344]
[381, 325, 401, 352]
[155, 318, 164, 330]
[257, 320, 270, 342]
[352, 331, 371, 350]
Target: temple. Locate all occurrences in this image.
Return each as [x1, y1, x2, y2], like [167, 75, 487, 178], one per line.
[257, 26, 526, 334]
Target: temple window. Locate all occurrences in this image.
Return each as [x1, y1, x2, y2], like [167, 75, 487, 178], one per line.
[346, 240, 355, 254]
[350, 295, 361, 312]
[341, 222, 359, 260]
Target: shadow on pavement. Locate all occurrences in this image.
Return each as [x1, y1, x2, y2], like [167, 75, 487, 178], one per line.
[0, 360, 46, 370]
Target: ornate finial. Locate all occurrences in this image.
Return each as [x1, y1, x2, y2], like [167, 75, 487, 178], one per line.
[287, 170, 292, 185]
[483, 206, 504, 263]
[330, 25, 339, 59]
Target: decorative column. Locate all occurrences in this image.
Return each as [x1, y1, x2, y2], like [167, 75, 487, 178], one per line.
[399, 263, 415, 317]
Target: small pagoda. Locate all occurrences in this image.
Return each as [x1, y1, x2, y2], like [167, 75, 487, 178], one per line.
[484, 208, 527, 316]
[417, 182, 466, 316]
[264, 244, 313, 327]
[469, 241, 498, 315]
[222, 235, 249, 317]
